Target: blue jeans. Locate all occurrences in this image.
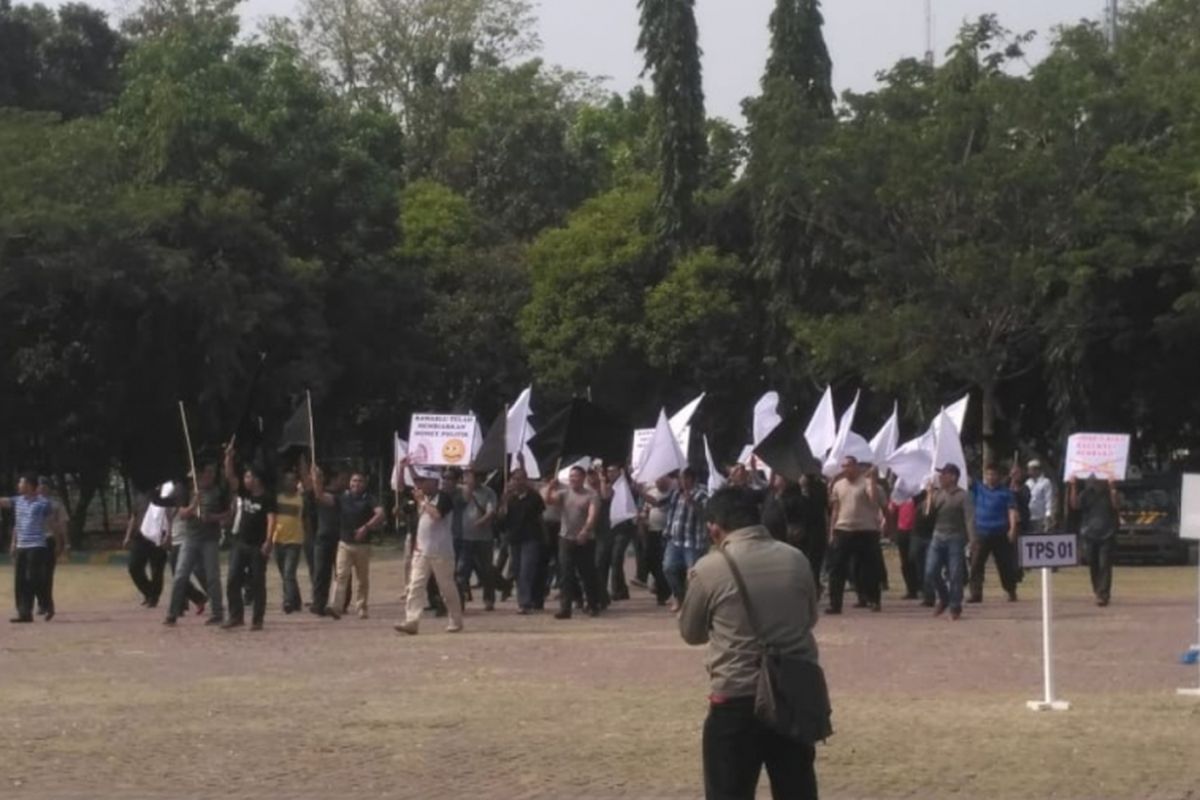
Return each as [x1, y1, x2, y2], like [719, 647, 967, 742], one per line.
[663, 541, 705, 602]
[274, 543, 303, 612]
[925, 533, 966, 611]
[510, 539, 543, 610]
[169, 536, 223, 620]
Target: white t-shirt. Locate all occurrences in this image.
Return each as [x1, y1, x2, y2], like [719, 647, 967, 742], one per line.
[416, 491, 456, 559]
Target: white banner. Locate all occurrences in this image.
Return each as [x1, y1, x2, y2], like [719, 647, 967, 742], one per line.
[1063, 433, 1130, 481]
[1181, 474, 1200, 541]
[407, 414, 476, 467]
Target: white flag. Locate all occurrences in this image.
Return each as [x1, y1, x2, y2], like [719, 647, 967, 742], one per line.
[610, 474, 638, 527]
[669, 393, 705, 458]
[390, 434, 411, 490]
[804, 386, 837, 460]
[886, 429, 936, 502]
[822, 390, 861, 478]
[870, 404, 900, 473]
[556, 456, 592, 483]
[945, 393, 970, 435]
[931, 409, 969, 490]
[471, 416, 484, 461]
[506, 386, 533, 456]
[753, 391, 782, 445]
[633, 409, 688, 484]
[704, 435, 727, 493]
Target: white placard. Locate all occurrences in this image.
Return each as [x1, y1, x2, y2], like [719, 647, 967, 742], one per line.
[630, 428, 654, 472]
[406, 414, 476, 467]
[1181, 474, 1200, 541]
[1063, 433, 1130, 481]
[1019, 534, 1079, 569]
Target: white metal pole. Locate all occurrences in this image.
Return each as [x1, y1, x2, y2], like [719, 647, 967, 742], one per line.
[1028, 566, 1070, 711]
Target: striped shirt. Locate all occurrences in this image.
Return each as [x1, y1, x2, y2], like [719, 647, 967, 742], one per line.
[665, 487, 708, 550]
[11, 495, 52, 549]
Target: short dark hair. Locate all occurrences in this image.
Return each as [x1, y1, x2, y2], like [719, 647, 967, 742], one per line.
[19, 472, 38, 488]
[705, 488, 761, 533]
[569, 465, 586, 477]
[444, 467, 463, 480]
[984, 463, 1000, 473]
[681, 467, 697, 481]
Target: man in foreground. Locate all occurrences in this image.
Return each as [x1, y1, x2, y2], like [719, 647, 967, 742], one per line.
[3, 474, 54, 623]
[968, 464, 1021, 604]
[826, 456, 886, 614]
[679, 487, 822, 800]
[924, 464, 975, 620]
[396, 464, 463, 635]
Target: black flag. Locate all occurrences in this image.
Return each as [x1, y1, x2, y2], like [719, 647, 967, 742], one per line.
[472, 411, 507, 474]
[753, 412, 822, 482]
[528, 398, 631, 469]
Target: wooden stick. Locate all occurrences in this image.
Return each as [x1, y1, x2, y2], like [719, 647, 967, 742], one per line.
[306, 389, 317, 468]
[178, 401, 199, 497]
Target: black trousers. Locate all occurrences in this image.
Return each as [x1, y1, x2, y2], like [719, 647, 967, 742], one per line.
[557, 537, 600, 615]
[168, 544, 209, 608]
[39, 536, 58, 614]
[827, 530, 882, 611]
[1085, 537, 1114, 602]
[227, 541, 267, 624]
[593, 528, 613, 607]
[609, 521, 636, 600]
[129, 534, 168, 605]
[790, 532, 826, 597]
[703, 697, 818, 800]
[895, 531, 923, 598]
[537, 521, 559, 604]
[909, 535, 933, 603]
[457, 539, 497, 607]
[311, 536, 338, 614]
[642, 530, 672, 603]
[13, 547, 49, 620]
[969, 534, 1019, 601]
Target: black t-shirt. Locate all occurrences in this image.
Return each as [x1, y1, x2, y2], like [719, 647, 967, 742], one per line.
[236, 490, 276, 547]
[503, 490, 546, 543]
[339, 491, 378, 544]
[761, 486, 810, 544]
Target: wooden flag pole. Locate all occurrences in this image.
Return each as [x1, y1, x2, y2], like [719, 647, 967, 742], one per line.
[306, 389, 317, 468]
[178, 401, 200, 497]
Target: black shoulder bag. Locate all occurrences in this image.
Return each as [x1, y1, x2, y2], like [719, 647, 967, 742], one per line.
[718, 547, 834, 744]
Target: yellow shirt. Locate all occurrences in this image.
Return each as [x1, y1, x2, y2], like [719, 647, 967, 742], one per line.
[273, 492, 305, 545]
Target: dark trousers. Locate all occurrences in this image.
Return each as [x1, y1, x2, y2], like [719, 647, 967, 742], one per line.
[227, 541, 267, 624]
[1085, 537, 1114, 602]
[311, 536, 338, 614]
[609, 521, 636, 600]
[274, 543, 303, 612]
[510, 538, 543, 610]
[593, 528, 614, 607]
[895, 530, 923, 598]
[537, 521, 559, 604]
[827, 530, 882, 611]
[633, 524, 648, 583]
[457, 539, 497, 607]
[792, 532, 826, 597]
[969, 533, 1019, 601]
[642, 530, 672, 603]
[39, 536, 58, 614]
[909, 535, 933, 603]
[129, 534, 168, 605]
[13, 547, 49, 620]
[558, 537, 600, 615]
[302, 530, 315, 592]
[703, 697, 818, 800]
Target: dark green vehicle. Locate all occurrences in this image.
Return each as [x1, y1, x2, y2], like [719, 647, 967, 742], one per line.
[1113, 475, 1193, 565]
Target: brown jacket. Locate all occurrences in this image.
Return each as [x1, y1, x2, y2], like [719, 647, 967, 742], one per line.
[679, 525, 820, 698]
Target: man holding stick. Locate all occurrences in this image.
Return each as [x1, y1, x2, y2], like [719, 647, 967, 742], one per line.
[222, 447, 275, 630]
[396, 463, 464, 635]
[312, 466, 384, 620]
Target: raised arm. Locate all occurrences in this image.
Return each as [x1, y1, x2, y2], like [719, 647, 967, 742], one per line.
[223, 445, 240, 492]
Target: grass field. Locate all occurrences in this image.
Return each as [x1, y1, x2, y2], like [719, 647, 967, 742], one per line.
[1, 551, 1198, 799]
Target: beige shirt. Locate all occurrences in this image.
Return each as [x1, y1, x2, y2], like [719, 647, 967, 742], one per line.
[830, 476, 883, 532]
[679, 525, 820, 698]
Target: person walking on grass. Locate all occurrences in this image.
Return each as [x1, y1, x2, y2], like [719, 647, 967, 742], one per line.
[4, 474, 53, 623]
[497, 467, 545, 614]
[35, 477, 67, 618]
[125, 483, 171, 608]
[396, 464, 463, 635]
[313, 468, 384, 621]
[543, 465, 602, 620]
[659, 468, 709, 613]
[1070, 475, 1120, 607]
[161, 461, 227, 626]
[222, 446, 276, 631]
[924, 465, 975, 620]
[305, 465, 345, 619]
[825, 457, 886, 615]
[272, 469, 306, 614]
[968, 464, 1021, 604]
[457, 469, 499, 611]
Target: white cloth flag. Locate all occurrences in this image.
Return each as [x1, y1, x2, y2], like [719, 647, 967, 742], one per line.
[506, 386, 533, 456]
[886, 430, 936, 502]
[736, 444, 756, 467]
[931, 409, 969, 490]
[945, 393, 970, 434]
[804, 386, 838, 461]
[140, 481, 174, 545]
[753, 391, 782, 445]
[390, 434, 412, 490]
[633, 409, 688, 483]
[471, 416, 484, 461]
[822, 390, 861, 478]
[842, 432, 875, 465]
[669, 393, 705, 458]
[870, 404, 900, 474]
[556, 456, 591, 483]
[610, 474, 638, 527]
[704, 435, 727, 494]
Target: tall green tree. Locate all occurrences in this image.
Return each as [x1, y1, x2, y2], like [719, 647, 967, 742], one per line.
[636, 0, 707, 251]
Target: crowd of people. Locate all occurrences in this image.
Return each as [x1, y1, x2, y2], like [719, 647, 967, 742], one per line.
[5, 443, 1122, 628]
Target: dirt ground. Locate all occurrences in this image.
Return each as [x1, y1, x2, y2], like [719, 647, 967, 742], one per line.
[1, 550, 1199, 799]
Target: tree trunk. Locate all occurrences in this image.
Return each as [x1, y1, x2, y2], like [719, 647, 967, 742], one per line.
[100, 486, 111, 535]
[69, 482, 96, 550]
[981, 380, 997, 469]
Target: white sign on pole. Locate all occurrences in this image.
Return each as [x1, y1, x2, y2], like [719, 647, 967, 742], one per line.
[406, 414, 476, 466]
[1180, 474, 1200, 542]
[630, 428, 654, 473]
[1019, 534, 1080, 570]
[1063, 433, 1131, 481]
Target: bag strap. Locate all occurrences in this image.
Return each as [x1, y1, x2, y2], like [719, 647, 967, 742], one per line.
[717, 545, 768, 646]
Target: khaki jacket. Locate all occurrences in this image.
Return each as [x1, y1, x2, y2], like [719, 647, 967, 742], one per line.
[679, 525, 820, 698]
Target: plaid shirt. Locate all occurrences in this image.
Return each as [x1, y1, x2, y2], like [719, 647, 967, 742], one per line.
[664, 486, 708, 550]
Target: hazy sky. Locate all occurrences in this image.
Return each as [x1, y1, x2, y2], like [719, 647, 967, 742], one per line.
[99, 0, 1112, 122]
